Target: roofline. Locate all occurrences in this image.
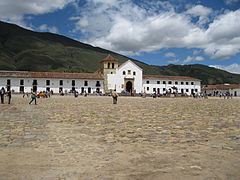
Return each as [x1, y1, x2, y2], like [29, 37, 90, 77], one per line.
[0, 71, 104, 80]
[201, 84, 240, 90]
[143, 75, 201, 81]
[100, 54, 118, 63]
[117, 60, 143, 71]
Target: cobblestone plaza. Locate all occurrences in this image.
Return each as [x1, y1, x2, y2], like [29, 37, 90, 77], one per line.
[0, 95, 240, 180]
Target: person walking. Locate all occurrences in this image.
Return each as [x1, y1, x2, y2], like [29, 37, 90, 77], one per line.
[29, 92, 37, 105]
[0, 87, 6, 104]
[112, 90, 118, 104]
[74, 90, 78, 98]
[6, 90, 11, 104]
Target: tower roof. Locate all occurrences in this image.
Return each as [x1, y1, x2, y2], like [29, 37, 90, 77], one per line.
[100, 54, 118, 63]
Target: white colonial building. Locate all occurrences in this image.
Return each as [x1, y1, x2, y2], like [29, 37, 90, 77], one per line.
[0, 72, 103, 94]
[0, 55, 201, 95]
[202, 84, 240, 96]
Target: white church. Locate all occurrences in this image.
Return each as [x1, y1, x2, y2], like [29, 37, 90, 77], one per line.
[0, 55, 201, 95]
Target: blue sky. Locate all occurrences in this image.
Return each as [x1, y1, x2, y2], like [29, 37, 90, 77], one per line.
[0, 0, 240, 74]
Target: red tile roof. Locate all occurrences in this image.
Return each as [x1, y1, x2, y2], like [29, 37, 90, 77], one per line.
[143, 75, 201, 81]
[100, 54, 118, 63]
[0, 71, 103, 79]
[0, 71, 201, 81]
[202, 84, 240, 90]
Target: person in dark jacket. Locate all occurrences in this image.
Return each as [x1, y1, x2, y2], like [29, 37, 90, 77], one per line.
[0, 87, 6, 104]
[6, 90, 11, 104]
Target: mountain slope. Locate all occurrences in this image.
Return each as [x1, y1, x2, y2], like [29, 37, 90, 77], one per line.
[0, 20, 240, 85]
[155, 64, 240, 85]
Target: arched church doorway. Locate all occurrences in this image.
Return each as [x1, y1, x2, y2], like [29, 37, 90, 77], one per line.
[126, 81, 132, 93]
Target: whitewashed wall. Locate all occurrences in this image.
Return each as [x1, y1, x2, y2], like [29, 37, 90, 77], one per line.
[107, 60, 143, 93]
[0, 77, 104, 94]
[203, 89, 240, 96]
[142, 79, 201, 95]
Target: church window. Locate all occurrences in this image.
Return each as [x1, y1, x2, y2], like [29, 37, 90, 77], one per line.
[128, 70, 131, 75]
[191, 82, 194, 85]
[147, 87, 149, 91]
[112, 63, 114, 69]
[153, 88, 156, 92]
[46, 80, 50, 86]
[146, 81, 149, 84]
[163, 81, 166, 84]
[157, 81, 160, 84]
[20, 79, 24, 85]
[84, 81, 88, 86]
[133, 71, 136, 75]
[186, 89, 189, 92]
[168, 81, 172, 84]
[181, 82, 184, 85]
[123, 71, 126, 75]
[7, 79, 11, 85]
[32, 80, 38, 85]
[59, 80, 63, 86]
[7, 79, 11, 91]
[108, 63, 110, 69]
[175, 81, 178, 85]
[72, 80, 75, 86]
[96, 81, 101, 87]
[186, 82, 189, 85]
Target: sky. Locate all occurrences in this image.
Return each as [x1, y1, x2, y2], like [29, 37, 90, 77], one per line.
[0, 0, 240, 74]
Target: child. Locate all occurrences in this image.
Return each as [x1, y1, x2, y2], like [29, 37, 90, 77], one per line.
[29, 92, 37, 105]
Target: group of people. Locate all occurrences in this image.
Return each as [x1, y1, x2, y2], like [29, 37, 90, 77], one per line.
[0, 87, 11, 104]
[0, 88, 38, 105]
[221, 92, 233, 99]
[1, 87, 119, 105]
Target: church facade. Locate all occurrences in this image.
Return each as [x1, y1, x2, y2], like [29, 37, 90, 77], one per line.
[0, 55, 201, 95]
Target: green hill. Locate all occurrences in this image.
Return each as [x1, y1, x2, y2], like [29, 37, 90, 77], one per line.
[0, 21, 240, 85]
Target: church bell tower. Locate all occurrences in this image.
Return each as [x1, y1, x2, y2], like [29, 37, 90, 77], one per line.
[100, 54, 119, 93]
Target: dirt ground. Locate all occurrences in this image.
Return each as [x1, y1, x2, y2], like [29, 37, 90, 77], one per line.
[0, 95, 239, 180]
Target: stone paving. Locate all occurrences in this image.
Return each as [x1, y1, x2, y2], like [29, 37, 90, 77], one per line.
[0, 95, 239, 180]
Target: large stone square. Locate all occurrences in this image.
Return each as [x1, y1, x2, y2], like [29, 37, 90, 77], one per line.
[0, 95, 239, 180]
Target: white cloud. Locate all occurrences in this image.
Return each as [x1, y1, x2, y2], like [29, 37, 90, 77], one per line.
[168, 59, 180, 63]
[224, 0, 240, 5]
[185, 5, 212, 26]
[210, 63, 240, 74]
[1, 0, 239, 61]
[193, 50, 201, 55]
[38, 24, 58, 33]
[71, 1, 240, 60]
[204, 10, 240, 59]
[195, 56, 204, 61]
[164, 52, 176, 57]
[183, 56, 204, 63]
[0, 0, 76, 28]
[186, 5, 212, 17]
